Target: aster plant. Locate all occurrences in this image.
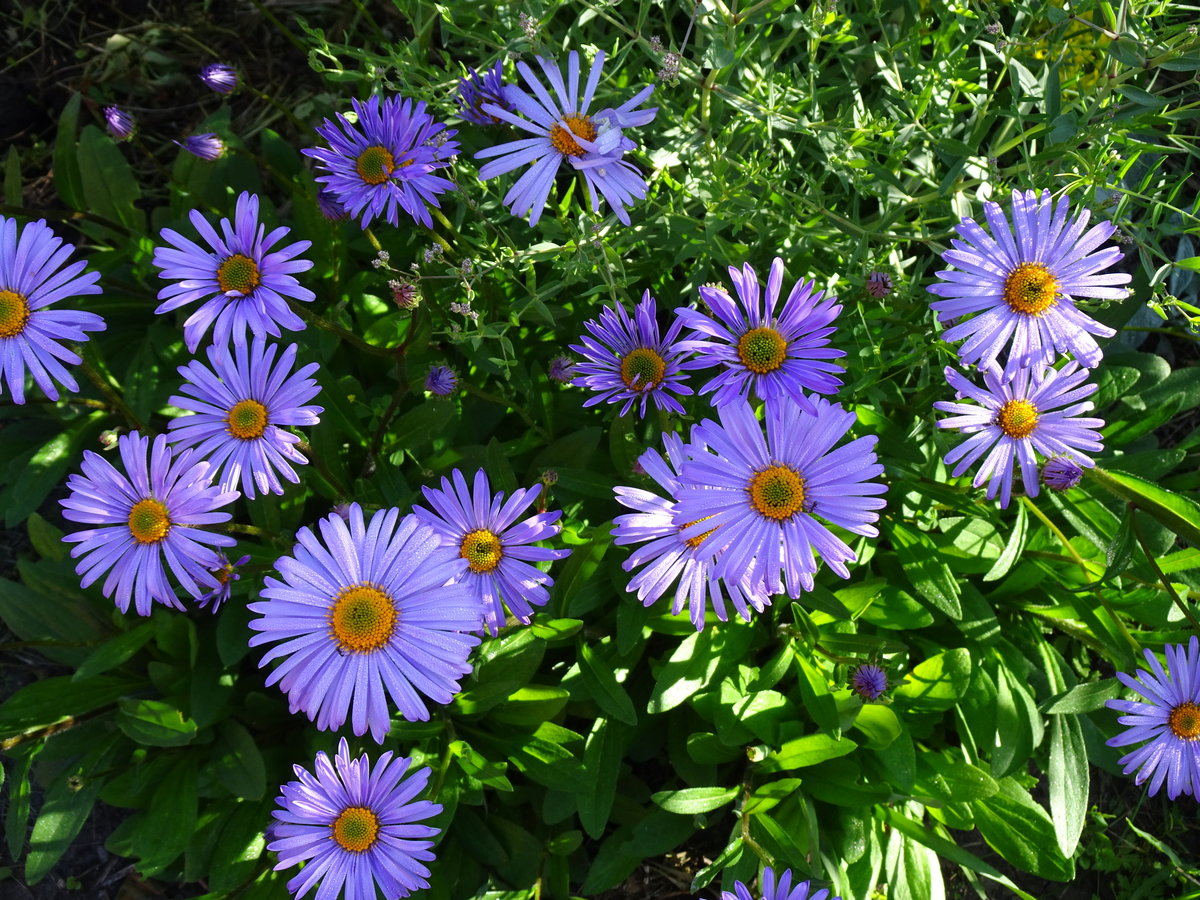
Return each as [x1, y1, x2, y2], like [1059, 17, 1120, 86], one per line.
[928, 189, 1131, 372]
[167, 338, 323, 499]
[175, 133, 225, 160]
[152, 191, 315, 352]
[0, 216, 105, 404]
[475, 49, 657, 225]
[103, 106, 135, 141]
[248, 505, 481, 742]
[721, 867, 840, 900]
[195, 552, 250, 612]
[199, 62, 238, 94]
[269, 738, 442, 900]
[59, 432, 239, 616]
[850, 663, 888, 701]
[456, 60, 512, 125]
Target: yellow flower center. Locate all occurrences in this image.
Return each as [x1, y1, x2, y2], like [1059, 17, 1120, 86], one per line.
[737, 326, 789, 374]
[128, 498, 171, 544]
[996, 399, 1039, 439]
[356, 145, 396, 185]
[0, 289, 31, 339]
[1169, 701, 1200, 741]
[1002, 262, 1058, 316]
[329, 583, 397, 653]
[747, 464, 806, 521]
[226, 398, 269, 440]
[460, 529, 503, 573]
[619, 347, 666, 391]
[331, 806, 380, 852]
[216, 254, 261, 296]
[549, 113, 597, 158]
[679, 515, 717, 550]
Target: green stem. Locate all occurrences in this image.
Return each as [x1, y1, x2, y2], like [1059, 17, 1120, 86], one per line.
[460, 380, 550, 442]
[78, 354, 147, 433]
[288, 300, 399, 359]
[1130, 507, 1200, 631]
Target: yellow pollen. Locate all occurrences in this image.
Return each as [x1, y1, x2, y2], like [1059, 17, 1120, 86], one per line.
[679, 515, 717, 550]
[996, 399, 1039, 439]
[128, 498, 171, 544]
[397, 159, 414, 169]
[329, 583, 397, 653]
[356, 145, 396, 185]
[0, 289, 30, 339]
[331, 806, 380, 852]
[226, 398, 269, 440]
[460, 529, 503, 573]
[216, 254, 261, 296]
[737, 327, 789, 374]
[1003, 262, 1059, 316]
[1169, 702, 1200, 741]
[748, 464, 806, 521]
[549, 113, 597, 158]
[619, 347, 667, 391]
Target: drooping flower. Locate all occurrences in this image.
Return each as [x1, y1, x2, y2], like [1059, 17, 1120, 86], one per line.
[152, 191, 315, 352]
[413, 468, 570, 635]
[199, 63, 238, 94]
[928, 189, 1130, 372]
[0, 216, 105, 404]
[674, 395, 886, 599]
[248, 505, 481, 742]
[196, 552, 251, 612]
[569, 290, 696, 418]
[316, 187, 349, 221]
[269, 738, 442, 900]
[104, 106, 135, 141]
[677, 258, 846, 415]
[721, 866, 840, 900]
[612, 432, 772, 630]
[456, 60, 512, 125]
[304, 95, 460, 229]
[60, 432, 239, 616]
[934, 361, 1104, 508]
[1042, 455, 1084, 491]
[865, 271, 893, 298]
[547, 354, 575, 383]
[175, 133, 226, 161]
[1106, 636, 1200, 800]
[425, 365, 457, 396]
[475, 50, 657, 225]
[851, 663, 888, 701]
[167, 338, 323, 499]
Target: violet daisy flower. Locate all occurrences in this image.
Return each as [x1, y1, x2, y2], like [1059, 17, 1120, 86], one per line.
[865, 271, 893, 298]
[248, 505, 481, 742]
[675, 395, 887, 599]
[1105, 636, 1200, 800]
[677, 258, 846, 415]
[60, 432, 239, 616]
[413, 468, 570, 635]
[934, 361, 1104, 508]
[1042, 455, 1084, 491]
[167, 338, 323, 499]
[316, 186, 349, 221]
[269, 738, 442, 900]
[547, 354, 575, 383]
[475, 50, 657, 225]
[929, 189, 1130, 372]
[152, 191, 315, 352]
[425, 364, 457, 395]
[569, 290, 695, 418]
[304, 95, 459, 229]
[0, 216, 105, 404]
[850, 663, 888, 701]
[196, 552, 250, 612]
[456, 60, 512, 125]
[722, 867, 839, 900]
[104, 106, 135, 141]
[199, 63, 238, 94]
[175, 133, 225, 161]
[612, 432, 772, 630]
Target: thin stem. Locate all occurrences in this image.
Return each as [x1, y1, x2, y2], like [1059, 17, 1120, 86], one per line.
[288, 300, 400, 359]
[78, 354, 147, 433]
[296, 440, 350, 498]
[360, 374, 410, 478]
[1131, 507, 1200, 631]
[460, 380, 550, 442]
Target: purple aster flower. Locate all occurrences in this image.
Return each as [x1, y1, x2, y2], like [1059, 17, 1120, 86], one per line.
[425, 365, 457, 395]
[303, 95, 459, 229]
[612, 432, 772, 630]
[316, 187, 349, 221]
[60, 432, 239, 616]
[0, 216, 105, 404]
[103, 106, 135, 141]
[175, 133, 226, 161]
[456, 60, 512, 125]
[1105, 637, 1200, 800]
[152, 191, 315, 352]
[850, 663, 888, 701]
[722, 867, 839, 900]
[199, 63, 238, 94]
[677, 258, 846, 415]
[675, 395, 887, 599]
[548, 354, 576, 384]
[269, 738, 442, 900]
[475, 50, 657, 226]
[196, 552, 251, 612]
[865, 271, 893, 298]
[248, 505, 481, 742]
[413, 468, 571, 635]
[1042, 455, 1084, 491]
[167, 338, 323, 499]
[928, 189, 1131, 372]
[934, 361, 1104, 508]
[569, 290, 695, 418]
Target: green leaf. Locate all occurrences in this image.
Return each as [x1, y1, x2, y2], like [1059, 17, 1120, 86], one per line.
[76, 124, 143, 231]
[0, 675, 137, 741]
[1048, 712, 1088, 858]
[690, 833, 744, 892]
[578, 641, 637, 726]
[991, 662, 1042, 778]
[72, 623, 155, 681]
[647, 624, 753, 713]
[1087, 466, 1200, 547]
[852, 703, 902, 749]
[52, 92, 84, 208]
[116, 699, 198, 747]
[888, 521, 962, 619]
[133, 756, 199, 875]
[793, 650, 839, 735]
[651, 786, 738, 815]
[894, 648, 972, 712]
[760, 733, 857, 772]
[1042, 679, 1120, 714]
[983, 501, 1026, 582]
[974, 778, 1074, 882]
[212, 721, 266, 800]
[5, 743, 40, 862]
[26, 513, 68, 562]
[490, 684, 570, 727]
[578, 719, 626, 838]
[24, 772, 102, 884]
